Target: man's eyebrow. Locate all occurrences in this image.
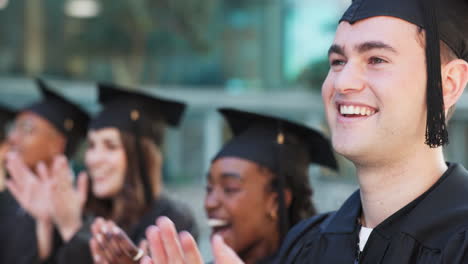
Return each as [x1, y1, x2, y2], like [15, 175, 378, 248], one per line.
[328, 41, 398, 57]
[328, 44, 345, 57]
[355, 41, 398, 54]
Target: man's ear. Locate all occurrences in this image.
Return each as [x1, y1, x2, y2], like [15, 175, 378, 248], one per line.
[441, 59, 468, 110]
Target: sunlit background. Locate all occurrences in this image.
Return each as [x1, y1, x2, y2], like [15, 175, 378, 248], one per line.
[0, 0, 467, 259]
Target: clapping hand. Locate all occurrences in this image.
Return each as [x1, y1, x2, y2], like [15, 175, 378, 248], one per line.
[5, 152, 52, 221]
[48, 155, 88, 241]
[141, 216, 244, 264]
[90, 217, 148, 264]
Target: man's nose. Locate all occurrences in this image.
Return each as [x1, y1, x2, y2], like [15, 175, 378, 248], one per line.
[334, 62, 366, 94]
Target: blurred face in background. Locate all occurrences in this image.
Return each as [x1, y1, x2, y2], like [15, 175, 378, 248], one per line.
[85, 128, 127, 198]
[7, 111, 65, 168]
[205, 157, 280, 261]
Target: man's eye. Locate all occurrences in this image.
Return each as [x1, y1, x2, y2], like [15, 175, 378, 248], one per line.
[369, 57, 387, 64]
[330, 59, 346, 66]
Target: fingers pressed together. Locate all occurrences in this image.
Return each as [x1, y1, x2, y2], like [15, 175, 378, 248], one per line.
[90, 217, 142, 264]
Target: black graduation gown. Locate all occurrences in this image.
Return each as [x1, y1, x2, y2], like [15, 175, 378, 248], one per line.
[207, 253, 277, 264]
[52, 195, 199, 264]
[0, 191, 39, 264]
[277, 163, 468, 264]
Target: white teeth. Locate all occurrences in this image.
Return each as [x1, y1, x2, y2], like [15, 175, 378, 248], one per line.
[339, 105, 376, 116]
[360, 107, 366, 115]
[354, 106, 361, 115]
[208, 219, 229, 228]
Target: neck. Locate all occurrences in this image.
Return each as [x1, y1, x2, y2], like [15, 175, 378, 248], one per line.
[240, 231, 280, 264]
[356, 146, 447, 228]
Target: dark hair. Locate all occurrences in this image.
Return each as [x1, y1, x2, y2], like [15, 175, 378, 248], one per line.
[263, 133, 317, 229]
[85, 131, 163, 232]
[64, 136, 81, 158]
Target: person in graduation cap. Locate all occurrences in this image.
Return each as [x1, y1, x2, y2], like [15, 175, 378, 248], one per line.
[138, 108, 337, 264]
[0, 78, 90, 264]
[138, 0, 468, 263]
[203, 108, 337, 264]
[32, 83, 198, 264]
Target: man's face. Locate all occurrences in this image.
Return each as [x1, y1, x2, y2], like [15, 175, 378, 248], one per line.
[322, 17, 428, 165]
[7, 112, 65, 168]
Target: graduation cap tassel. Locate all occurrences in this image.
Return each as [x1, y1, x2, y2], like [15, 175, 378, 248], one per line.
[421, 0, 449, 148]
[276, 121, 289, 241]
[131, 110, 154, 205]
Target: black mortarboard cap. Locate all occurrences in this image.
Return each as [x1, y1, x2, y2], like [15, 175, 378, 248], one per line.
[214, 108, 337, 172]
[214, 108, 337, 240]
[23, 78, 90, 156]
[0, 104, 16, 126]
[89, 83, 186, 145]
[90, 83, 186, 205]
[340, 0, 468, 147]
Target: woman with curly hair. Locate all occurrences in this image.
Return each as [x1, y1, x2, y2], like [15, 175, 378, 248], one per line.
[202, 108, 337, 264]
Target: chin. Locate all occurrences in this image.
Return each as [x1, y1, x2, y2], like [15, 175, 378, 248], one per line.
[333, 136, 370, 160]
[92, 186, 117, 199]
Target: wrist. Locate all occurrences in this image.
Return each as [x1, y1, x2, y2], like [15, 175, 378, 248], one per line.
[36, 219, 54, 260]
[58, 218, 83, 242]
[36, 219, 54, 232]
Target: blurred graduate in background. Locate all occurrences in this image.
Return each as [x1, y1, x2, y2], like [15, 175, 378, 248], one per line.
[0, 78, 90, 263]
[12, 83, 198, 264]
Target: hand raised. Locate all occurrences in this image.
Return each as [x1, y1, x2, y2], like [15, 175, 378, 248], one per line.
[5, 152, 52, 221]
[48, 155, 88, 241]
[141, 216, 244, 264]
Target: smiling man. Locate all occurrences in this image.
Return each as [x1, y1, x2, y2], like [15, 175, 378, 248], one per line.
[140, 0, 468, 263]
[276, 0, 468, 263]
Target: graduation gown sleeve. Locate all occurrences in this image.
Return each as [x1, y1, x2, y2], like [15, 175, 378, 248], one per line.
[129, 196, 199, 243]
[0, 191, 41, 264]
[51, 195, 198, 264]
[52, 216, 94, 264]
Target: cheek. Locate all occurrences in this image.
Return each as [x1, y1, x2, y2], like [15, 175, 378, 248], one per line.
[225, 192, 273, 250]
[106, 151, 127, 185]
[375, 68, 426, 118]
[21, 137, 46, 162]
[114, 151, 127, 176]
[84, 150, 98, 168]
[322, 73, 337, 125]
[321, 72, 334, 102]
[90, 151, 127, 198]
[228, 191, 270, 228]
